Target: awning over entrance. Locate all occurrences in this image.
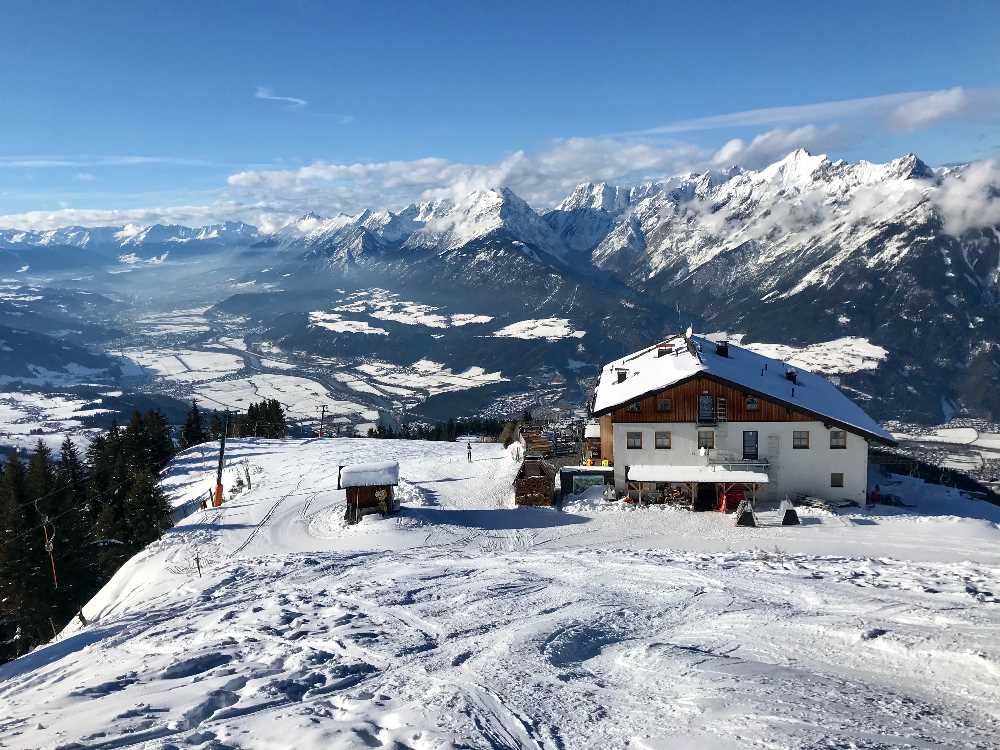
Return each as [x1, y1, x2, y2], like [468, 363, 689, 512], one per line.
[626, 464, 769, 484]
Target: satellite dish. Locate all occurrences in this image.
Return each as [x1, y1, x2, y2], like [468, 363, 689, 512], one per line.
[685, 325, 693, 340]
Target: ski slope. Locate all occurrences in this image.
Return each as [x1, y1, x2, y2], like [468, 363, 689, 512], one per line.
[1, 438, 999, 749]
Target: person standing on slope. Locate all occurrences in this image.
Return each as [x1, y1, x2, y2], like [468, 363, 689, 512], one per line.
[467, 441, 472, 462]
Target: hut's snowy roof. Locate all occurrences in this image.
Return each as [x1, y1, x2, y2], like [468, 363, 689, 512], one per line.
[584, 423, 601, 439]
[339, 461, 399, 488]
[592, 333, 893, 443]
[626, 464, 769, 484]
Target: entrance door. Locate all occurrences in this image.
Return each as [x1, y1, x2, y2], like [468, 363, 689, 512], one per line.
[742, 430, 759, 460]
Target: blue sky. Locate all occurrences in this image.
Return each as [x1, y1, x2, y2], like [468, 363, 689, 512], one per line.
[1, 0, 998, 228]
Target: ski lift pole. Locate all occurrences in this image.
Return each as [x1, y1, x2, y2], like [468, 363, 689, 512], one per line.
[214, 411, 228, 507]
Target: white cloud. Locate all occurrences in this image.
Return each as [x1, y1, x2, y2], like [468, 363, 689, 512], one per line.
[0, 155, 211, 168]
[227, 137, 705, 212]
[254, 86, 307, 109]
[885, 86, 1000, 131]
[0, 202, 291, 233]
[710, 125, 845, 168]
[3, 85, 997, 235]
[618, 86, 1000, 137]
[932, 160, 1000, 235]
[74, 172, 97, 182]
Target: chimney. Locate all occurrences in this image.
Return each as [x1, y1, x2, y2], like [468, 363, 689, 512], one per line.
[786, 369, 797, 384]
[657, 344, 669, 358]
[715, 341, 729, 358]
[616, 369, 628, 383]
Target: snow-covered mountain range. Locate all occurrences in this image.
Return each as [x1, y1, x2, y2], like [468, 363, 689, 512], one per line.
[0, 220, 257, 250]
[2, 149, 998, 422]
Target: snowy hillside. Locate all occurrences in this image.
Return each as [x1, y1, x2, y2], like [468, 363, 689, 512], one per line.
[2, 438, 999, 748]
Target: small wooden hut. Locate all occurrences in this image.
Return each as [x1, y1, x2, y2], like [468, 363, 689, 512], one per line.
[514, 455, 556, 506]
[339, 461, 400, 525]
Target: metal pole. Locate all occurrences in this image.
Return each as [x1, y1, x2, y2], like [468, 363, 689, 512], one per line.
[214, 411, 228, 507]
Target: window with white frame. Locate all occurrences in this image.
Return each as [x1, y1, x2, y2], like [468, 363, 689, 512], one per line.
[697, 430, 715, 450]
[655, 431, 671, 449]
[830, 430, 847, 449]
[793, 430, 810, 449]
[831, 472, 845, 488]
[626, 432, 642, 449]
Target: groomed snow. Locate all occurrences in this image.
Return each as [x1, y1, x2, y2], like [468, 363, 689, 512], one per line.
[2, 438, 998, 749]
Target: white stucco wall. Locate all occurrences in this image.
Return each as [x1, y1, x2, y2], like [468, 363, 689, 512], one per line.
[612, 420, 869, 505]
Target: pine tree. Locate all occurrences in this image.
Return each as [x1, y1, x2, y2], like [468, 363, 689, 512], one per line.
[142, 410, 175, 471]
[179, 400, 207, 449]
[122, 469, 171, 550]
[0, 450, 32, 660]
[0, 445, 58, 657]
[209, 413, 224, 440]
[52, 439, 94, 620]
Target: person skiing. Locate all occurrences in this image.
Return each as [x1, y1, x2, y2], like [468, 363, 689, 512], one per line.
[467, 441, 472, 462]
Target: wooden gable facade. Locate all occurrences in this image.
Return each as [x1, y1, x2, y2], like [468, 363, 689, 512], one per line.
[598, 375, 816, 464]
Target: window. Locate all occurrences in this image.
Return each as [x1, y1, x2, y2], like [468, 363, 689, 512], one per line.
[742, 430, 758, 460]
[697, 430, 715, 450]
[625, 402, 641, 413]
[745, 396, 759, 411]
[831, 472, 845, 488]
[697, 393, 715, 423]
[626, 432, 642, 449]
[793, 430, 810, 449]
[830, 430, 847, 449]
[655, 431, 671, 449]
[656, 398, 672, 413]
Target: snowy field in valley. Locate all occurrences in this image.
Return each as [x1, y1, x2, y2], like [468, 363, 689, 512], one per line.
[120, 349, 245, 383]
[892, 425, 1000, 474]
[489, 318, 586, 341]
[194, 374, 380, 427]
[334, 289, 494, 329]
[734, 336, 888, 375]
[2, 438, 999, 749]
[0, 391, 112, 451]
[135, 309, 212, 336]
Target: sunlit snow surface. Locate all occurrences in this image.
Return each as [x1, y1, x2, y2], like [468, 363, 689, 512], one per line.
[490, 317, 586, 341]
[2, 438, 999, 749]
[742, 336, 888, 374]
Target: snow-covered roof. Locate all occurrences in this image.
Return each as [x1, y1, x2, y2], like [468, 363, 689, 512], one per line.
[592, 333, 893, 443]
[626, 464, 769, 484]
[559, 464, 615, 473]
[339, 461, 399, 488]
[584, 423, 601, 439]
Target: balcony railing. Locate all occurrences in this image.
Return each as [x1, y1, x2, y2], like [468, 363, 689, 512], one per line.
[707, 450, 770, 473]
